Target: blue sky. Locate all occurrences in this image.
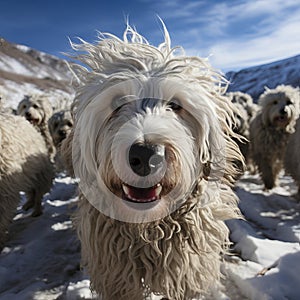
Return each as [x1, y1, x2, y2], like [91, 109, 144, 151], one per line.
[1, 0, 300, 72]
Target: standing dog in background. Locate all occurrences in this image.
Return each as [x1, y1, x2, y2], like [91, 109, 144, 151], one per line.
[17, 94, 55, 160]
[250, 85, 300, 189]
[48, 110, 73, 172]
[227, 91, 258, 174]
[0, 113, 54, 250]
[63, 23, 243, 300]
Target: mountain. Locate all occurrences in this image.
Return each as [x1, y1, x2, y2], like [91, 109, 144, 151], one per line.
[0, 38, 74, 110]
[226, 54, 300, 101]
[1, 38, 299, 109]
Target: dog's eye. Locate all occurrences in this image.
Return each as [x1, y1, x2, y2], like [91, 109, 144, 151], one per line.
[167, 99, 182, 112]
[33, 104, 39, 109]
[286, 100, 293, 105]
[273, 100, 278, 105]
[67, 121, 73, 127]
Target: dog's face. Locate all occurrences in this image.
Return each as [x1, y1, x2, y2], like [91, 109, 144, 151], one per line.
[260, 87, 299, 132]
[71, 76, 238, 223]
[48, 110, 73, 147]
[67, 30, 241, 223]
[17, 95, 53, 126]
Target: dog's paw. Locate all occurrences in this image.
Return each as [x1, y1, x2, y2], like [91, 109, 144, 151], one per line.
[22, 201, 34, 211]
[31, 209, 43, 217]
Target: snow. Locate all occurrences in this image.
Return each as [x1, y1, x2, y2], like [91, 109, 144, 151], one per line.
[1, 170, 300, 300]
[0, 80, 73, 111]
[0, 50, 67, 80]
[0, 53, 34, 77]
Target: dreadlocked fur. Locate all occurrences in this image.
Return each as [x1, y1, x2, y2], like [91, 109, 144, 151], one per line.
[63, 23, 243, 300]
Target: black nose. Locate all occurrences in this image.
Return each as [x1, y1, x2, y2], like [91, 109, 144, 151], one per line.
[279, 107, 287, 115]
[25, 111, 31, 118]
[128, 143, 165, 176]
[58, 129, 67, 138]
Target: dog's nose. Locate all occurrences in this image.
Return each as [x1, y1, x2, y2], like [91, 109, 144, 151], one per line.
[279, 107, 287, 115]
[128, 143, 165, 176]
[25, 111, 32, 118]
[58, 129, 67, 138]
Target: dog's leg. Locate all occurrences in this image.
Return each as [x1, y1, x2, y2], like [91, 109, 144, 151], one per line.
[258, 158, 276, 190]
[23, 190, 35, 211]
[261, 170, 275, 190]
[24, 189, 43, 217]
[61, 129, 75, 177]
[32, 189, 43, 217]
[0, 194, 19, 250]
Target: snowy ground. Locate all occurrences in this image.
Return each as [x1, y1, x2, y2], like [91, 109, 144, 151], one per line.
[0, 171, 299, 300]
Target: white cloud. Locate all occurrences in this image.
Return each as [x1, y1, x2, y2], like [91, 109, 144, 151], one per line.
[154, 0, 300, 71]
[207, 10, 300, 71]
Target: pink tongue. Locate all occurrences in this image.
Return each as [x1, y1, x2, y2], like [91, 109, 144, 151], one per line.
[128, 186, 156, 201]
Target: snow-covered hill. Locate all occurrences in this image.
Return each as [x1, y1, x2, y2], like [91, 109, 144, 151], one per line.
[226, 54, 300, 101]
[0, 38, 74, 110]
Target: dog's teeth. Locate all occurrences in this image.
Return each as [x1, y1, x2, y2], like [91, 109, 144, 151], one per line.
[155, 184, 162, 197]
[122, 183, 162, 203]
[122, 184, 138, 201]
[122, 184, 130, 196]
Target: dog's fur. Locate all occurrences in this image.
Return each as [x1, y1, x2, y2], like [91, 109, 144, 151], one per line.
[228, 91, 258, 122]
[48, 110, 73, 171]
[0, 113, 54, 250]
[63, 24, 243, 299]
[284, 118, 300, 199]
[17, 94, 55, 160]
[227, 91, 258, 173]
[249, 85, 300, 189]
[230, 101, 249, 176]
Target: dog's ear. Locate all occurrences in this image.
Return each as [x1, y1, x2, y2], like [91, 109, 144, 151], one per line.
[17, 98, 26, 115]
[286, 119, 297, 134]
[61, 128, 75, 177]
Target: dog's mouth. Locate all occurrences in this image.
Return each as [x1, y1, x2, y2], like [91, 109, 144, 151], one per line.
[122, 183, 162, 203]
[26, 117, 40, 125]
[274, 115, 289, 127]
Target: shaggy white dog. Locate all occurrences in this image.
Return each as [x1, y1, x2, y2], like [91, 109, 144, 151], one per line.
[48, 110, 73, 171]
[250, 85, 300, 189]
[0, 113, 54, 250]
[48, 110, 73, 148]
[63, 24, 242, 300]
[227, 91, 258, 173]
[284, 118, 300, 199]
[228, 91, 258, 122]
[17, 94, 55, 160]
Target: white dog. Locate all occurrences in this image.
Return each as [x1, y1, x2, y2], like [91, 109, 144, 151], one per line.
[0, 113, 54, 250]
[227, 91, 258, 174]
[228, 91, 258, 122]
[63, 24, 242, 300]
[17, 94, 55, 160]
[48, 110, 73, 172]
[250, 85, 300, 189]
